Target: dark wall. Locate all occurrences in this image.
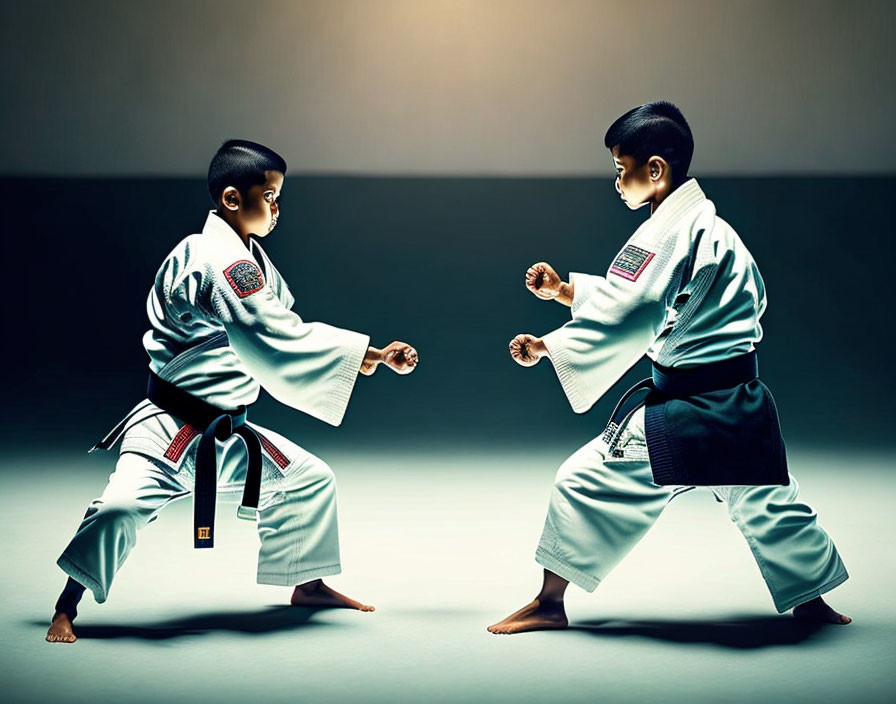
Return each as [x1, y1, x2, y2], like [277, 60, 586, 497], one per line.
[3, 177, 893, 453]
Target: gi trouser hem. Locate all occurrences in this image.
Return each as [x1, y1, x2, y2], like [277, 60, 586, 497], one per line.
[535, 546, 600, 593]
[257, 562, 341, 587]
[57, 554, 108, 604]
[773, 568, 850, 613]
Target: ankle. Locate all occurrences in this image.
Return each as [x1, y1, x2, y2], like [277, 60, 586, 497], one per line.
[296, 579, 322, 593]
[536, 593, 565, 607]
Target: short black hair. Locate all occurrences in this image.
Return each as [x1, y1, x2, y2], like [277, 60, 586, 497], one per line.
[604, 101, 694, 182]
[207, 139, 287, 204]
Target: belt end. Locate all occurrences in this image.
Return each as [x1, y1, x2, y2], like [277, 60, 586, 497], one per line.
[237, 506, 257, 521]
[194, 525, 214, 548]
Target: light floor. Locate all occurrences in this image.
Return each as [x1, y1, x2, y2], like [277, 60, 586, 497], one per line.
[2, 445, 893, 703]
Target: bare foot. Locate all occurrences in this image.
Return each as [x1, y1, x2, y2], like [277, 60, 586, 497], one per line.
[793, 596, 851, 625]
[487, 598, 568, 635]
[290, 579, 374, 612]
[46, 612, 77, 643]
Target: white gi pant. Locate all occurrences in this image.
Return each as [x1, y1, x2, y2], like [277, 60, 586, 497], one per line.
[58, 414, 341, 603]
[536, 407, 849, 612]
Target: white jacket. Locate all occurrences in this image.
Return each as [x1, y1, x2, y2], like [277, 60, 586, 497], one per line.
[543, 179, 767, 413]
[107, 210, 370, 450]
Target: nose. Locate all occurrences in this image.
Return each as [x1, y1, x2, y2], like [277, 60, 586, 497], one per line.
[615, 176, 622, 195]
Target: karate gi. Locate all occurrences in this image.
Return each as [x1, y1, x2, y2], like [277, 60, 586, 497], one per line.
[58, 211, 369, 603]
[536, 179, 847, 612]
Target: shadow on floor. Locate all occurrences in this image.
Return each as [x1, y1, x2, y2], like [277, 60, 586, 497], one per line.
[570, 616, 830, 649]
[33, 605, 341, 641]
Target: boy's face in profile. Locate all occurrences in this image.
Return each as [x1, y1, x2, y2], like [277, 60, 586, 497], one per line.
[225, 170, 284, 238]
[611, 146, 653, 211]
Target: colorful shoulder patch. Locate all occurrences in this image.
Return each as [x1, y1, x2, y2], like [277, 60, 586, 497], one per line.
[223, 260, 265, 298]
[609, 245, 654, 281]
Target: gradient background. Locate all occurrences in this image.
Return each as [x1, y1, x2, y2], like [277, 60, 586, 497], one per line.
[1, 2, 894, 703]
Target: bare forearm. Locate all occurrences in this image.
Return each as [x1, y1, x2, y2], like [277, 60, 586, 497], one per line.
[528, 337, 548, 357]
[555, 281, 574, 307]
[360, 342, 419, 376]
[360, 346, 384, 376]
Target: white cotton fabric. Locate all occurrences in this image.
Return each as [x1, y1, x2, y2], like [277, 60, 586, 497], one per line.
[536, 407, 849, 611]
[59, 211, 368, 602]
[534, 180, 848, 607]
[60, 433, 342, 603]
[142, 210, 369, 426]
[543, 179, 767, 413]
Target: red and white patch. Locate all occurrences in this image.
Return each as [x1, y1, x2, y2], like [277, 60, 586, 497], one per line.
[609, 245, 654, 281]
[223, 260, 265, 298]
[164, 424, 200, 462]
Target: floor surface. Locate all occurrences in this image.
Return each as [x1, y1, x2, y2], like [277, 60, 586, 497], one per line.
[2, 445, 893, 703]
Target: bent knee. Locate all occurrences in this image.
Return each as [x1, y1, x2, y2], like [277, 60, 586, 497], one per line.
[553, 463, 578, 492]
[87, 500, 145, 528]
[553, 460, 602, 496]
[281, 456, 336, 491]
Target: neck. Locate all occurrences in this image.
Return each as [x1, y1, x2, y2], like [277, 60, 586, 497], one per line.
[650, 177, 687, 214]
[215, 209, 251, 248]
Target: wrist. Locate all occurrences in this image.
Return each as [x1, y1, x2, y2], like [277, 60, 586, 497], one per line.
[365, 346, 384, 364]
[530, 338, 548, 358]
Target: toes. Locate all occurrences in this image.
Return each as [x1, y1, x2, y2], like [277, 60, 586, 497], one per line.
[46, 633, 76, 643]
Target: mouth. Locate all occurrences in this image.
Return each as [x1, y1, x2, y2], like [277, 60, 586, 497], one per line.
[268, 217, 278, 232]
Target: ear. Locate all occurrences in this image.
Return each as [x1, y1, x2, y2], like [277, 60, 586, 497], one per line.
[221, 186, 241, 211]
[647, 156, 668, 182]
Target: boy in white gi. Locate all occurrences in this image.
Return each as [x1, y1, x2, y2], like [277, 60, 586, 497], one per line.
[47, 140, 418, 643]
[488, 102, 850, 635]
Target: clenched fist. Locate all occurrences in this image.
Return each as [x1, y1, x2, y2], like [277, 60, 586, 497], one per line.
[525, 262, 562, 300]
[360, 342, 419, 376]
[383, 341, 418, 374]
[509, 334, 546, 367]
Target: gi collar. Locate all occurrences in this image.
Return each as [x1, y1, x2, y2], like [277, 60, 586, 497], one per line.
[202, 210, 250, 248]
[646, 178, 707, 235]
[202, 210, 273, 279]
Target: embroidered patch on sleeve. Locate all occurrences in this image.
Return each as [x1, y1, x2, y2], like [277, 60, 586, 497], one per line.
[223, 260, 265, 298]
[609, 245, 655, 281]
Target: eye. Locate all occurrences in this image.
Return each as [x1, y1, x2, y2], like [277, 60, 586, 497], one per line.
[264, 191, 274, 202]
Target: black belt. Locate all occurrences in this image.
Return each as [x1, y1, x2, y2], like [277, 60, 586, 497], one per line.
[147, 372, 262, 549]
[651, 351, 758, 397]
[606, 351, 759, 436]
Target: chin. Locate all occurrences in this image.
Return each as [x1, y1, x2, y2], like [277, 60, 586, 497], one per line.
[624, 199, 650, 211]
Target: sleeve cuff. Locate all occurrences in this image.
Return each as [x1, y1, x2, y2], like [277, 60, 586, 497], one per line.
[318, 332, 370, 426]
[542, 329, 593, 414]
